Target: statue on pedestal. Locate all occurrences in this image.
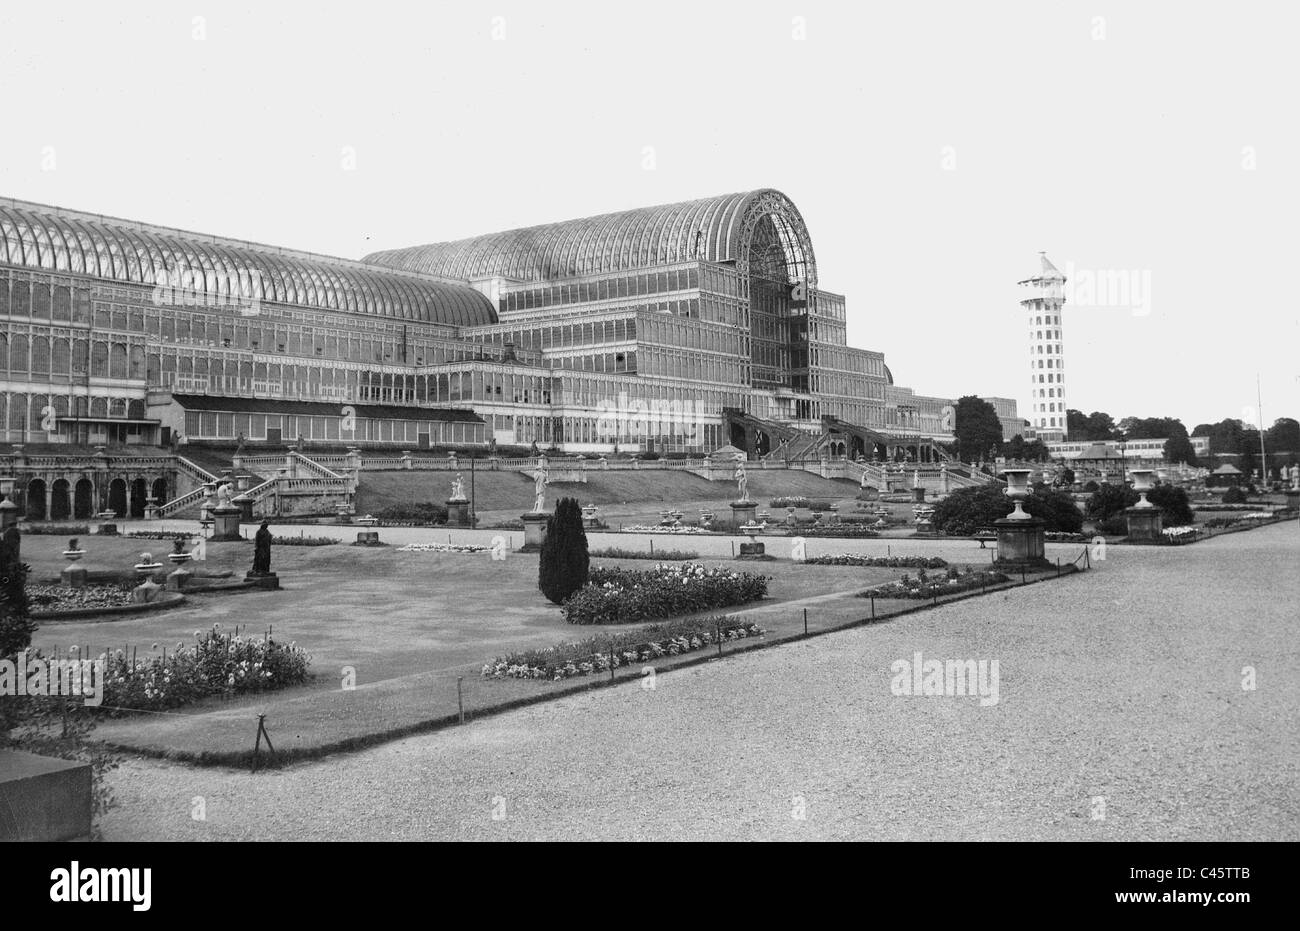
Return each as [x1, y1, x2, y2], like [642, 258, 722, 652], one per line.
[216, 483, 233, 508]
[252, 522, 273, 575]
[532, 459, 548, 512]
[450, 472, 466, 501]
[735, 460, 749, 502]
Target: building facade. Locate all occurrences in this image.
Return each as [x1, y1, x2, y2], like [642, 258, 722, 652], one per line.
[2, 190, 992, 458]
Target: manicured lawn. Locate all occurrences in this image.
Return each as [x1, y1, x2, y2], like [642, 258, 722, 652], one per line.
[18, 520, 1075, 763]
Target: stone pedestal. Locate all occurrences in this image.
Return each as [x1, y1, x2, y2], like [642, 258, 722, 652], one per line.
[131, 579, 163, 603]
[244, 571, 280, 590]
[165, 568, 192, 592]
[519, 512, 548, 553]
[0, 749, 92, 841]
[993, 516, 1050, 569]
[209, 505, 242, 542]
[233, 493, 254, 522]
[60, 565, 88, 588]
[446, 498, 470, 527]
[912, 486, 926, 502]
[730, 501, 757, 527]
[1125, 506, 1164, 542]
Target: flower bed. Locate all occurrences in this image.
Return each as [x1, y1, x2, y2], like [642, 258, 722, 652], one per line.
[271, 535, 342, 546]
[1162, 525, 1199, 543]
[589, 547, 699, 561]
[859, 567, 1008, 600]
[27, 624, 312, 713]
[126, 530, 195, 541]
[796, 525, 881, 538]
[27, 583, 134, 612]
[620, 524, 708, 534]
[1044, 531, 1088, 542]
[562, 563, 769, 625]
[482, 617, 764, 681]
[17, 523, 91, 535]
[768, 496, 810, 509]
[394, 541, 490, 553]
[804, 554, 948, 569]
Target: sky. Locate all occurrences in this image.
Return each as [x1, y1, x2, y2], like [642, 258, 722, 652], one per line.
[2, 0, 1296, 430]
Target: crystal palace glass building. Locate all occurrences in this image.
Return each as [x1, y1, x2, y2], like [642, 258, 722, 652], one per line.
[0, 189, 994, 459]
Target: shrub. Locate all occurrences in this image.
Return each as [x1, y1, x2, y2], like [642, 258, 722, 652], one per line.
[374, 502, 447, 524]
[1087, 482, 1193, 528]
[1222, 486, 1248, 504]
[1146, 485, 1194, 526]
[539, 497, 589, 605]
[0, 550, 35, 659]
[930, 484, 1082, 535]
[563, 563, 769, 625]
[1022, 487, 1084, 534]
[1083, 480, 1100, 492]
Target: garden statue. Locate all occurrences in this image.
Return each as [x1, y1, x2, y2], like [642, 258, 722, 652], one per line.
[735, 460, 749, 502]
[216, 483, 233, 507]
[235, 431, 246, 456]
[532, 459, 548, 512]
[450, 473, 466, 501]
[252, 522, 273, 574]
[860, 469, 869, 489]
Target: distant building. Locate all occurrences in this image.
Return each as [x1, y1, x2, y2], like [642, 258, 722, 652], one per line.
[1047, 436, 1210, 464]
[1, 190, 992, 460]
[1020, 254, 1068, 442]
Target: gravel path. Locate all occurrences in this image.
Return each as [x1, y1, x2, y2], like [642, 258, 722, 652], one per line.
[102, 521, 1299, 841]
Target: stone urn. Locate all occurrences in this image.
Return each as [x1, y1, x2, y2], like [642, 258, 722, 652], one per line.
[134, 552, 164, 578]
[63, 538, 86, 562]
[167, 538, 193, 565]
[1129, 469, 1156, 508]
[1001, 469, 1033, 520]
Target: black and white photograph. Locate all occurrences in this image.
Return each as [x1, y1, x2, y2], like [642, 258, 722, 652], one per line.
[0, 0, 1294, 908]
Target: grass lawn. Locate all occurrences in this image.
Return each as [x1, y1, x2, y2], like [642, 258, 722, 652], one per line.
[15, 521, 1075, 764]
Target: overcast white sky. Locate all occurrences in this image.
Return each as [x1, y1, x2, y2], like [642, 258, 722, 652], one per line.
[2, 1, 1296, 429]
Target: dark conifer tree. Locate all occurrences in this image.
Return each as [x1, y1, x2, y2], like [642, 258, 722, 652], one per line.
[539, 497, 590, 604]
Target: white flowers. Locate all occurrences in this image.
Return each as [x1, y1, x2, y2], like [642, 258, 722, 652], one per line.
[621, 525, 707, 534]
[395, 542, 490, 553]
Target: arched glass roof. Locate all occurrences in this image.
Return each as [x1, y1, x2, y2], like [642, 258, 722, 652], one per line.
[0, 199, 497, 327]
[364, 188, 818, 288]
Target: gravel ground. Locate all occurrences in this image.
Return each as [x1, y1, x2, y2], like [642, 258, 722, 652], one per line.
[101, 520, 1299, 841]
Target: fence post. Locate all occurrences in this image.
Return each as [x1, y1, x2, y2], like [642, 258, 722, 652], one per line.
[870, 593, 876, 620]
[457, 677, 465, 723]
[803, 607, 808, 635]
